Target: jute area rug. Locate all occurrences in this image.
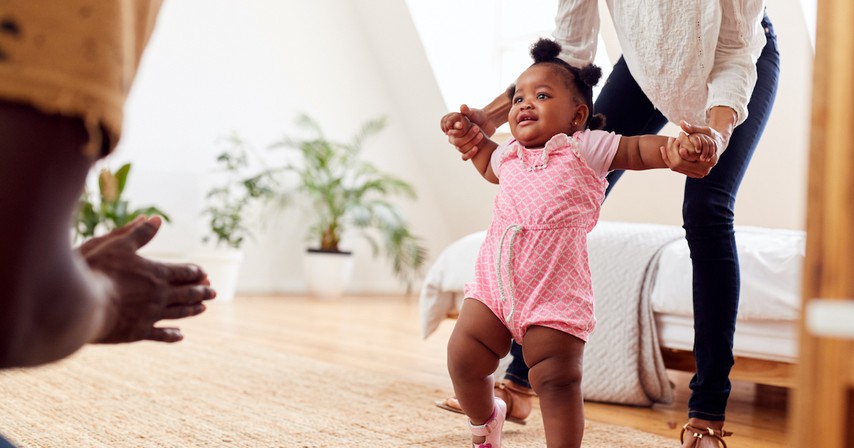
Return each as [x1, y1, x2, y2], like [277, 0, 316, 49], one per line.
[0, 337, 672, 447]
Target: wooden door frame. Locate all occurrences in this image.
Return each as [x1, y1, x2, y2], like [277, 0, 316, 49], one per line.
[790, 0, 854, 447]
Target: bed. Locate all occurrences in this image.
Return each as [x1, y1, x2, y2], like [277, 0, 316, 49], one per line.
[419, 221, 804, 406]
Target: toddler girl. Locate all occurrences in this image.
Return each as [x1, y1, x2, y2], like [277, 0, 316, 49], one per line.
[441, 38, 707, 448]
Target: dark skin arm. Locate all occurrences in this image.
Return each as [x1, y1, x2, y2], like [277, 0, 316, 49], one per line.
[609, 134, 672, 171]
[446, 92, 725, 178]
[0, 101, 214, 368]
[611, 133, 713, 178]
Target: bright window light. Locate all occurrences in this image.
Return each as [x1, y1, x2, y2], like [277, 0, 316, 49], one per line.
[406, 0, 614, 132]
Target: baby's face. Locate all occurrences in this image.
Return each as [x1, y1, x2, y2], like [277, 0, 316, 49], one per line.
[508, 64, 579, 148]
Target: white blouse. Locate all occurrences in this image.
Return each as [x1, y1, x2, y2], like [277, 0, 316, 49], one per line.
[553, 0, 767, 126]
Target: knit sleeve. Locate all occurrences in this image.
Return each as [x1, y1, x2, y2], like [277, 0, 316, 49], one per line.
[552, 0, 600, 67]
[705, 0, 766, 126]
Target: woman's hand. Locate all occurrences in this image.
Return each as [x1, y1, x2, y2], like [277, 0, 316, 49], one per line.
[659, 140, 713, 179]
[678, 120, 726, 161]
[675, 130, 715, 163]
[659, 121, 723, 178]
[441, 104, 495, 161]
[79, 216, 216, 344]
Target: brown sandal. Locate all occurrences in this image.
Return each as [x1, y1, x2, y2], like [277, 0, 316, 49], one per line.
[680, 423, 733, 448]
[434, 380, 535, 425]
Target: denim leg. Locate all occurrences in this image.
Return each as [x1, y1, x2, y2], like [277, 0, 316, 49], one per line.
[504, 341, 531, 388]
[0, 435, 14, 448]
[686, 16, 780, 421]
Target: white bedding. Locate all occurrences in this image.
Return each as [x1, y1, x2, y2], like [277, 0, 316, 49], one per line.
[420, 221, 805, 363]
[650, 226, 804, 321]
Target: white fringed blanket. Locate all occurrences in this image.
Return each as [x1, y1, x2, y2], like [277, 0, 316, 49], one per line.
[582, 222, 683, 405]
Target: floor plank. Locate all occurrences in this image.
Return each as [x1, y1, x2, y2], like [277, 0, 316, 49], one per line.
[189, 294, 788, 447]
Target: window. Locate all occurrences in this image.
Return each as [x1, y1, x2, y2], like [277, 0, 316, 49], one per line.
[406, 0, 614, 133]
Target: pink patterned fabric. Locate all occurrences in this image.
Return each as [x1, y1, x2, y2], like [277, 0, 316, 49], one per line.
[465, 131, 618, 343]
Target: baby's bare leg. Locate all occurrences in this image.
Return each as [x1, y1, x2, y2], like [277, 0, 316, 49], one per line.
[523, 326, 586, 448]
[447, 299, 512, 437]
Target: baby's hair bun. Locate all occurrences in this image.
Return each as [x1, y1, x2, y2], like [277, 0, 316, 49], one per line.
[588, 113, 607, 131]
[530, 38, 562, 63]
[578, 65, 602, 88]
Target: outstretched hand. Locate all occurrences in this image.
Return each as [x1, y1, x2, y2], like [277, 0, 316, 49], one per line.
[79, 216, 216, 344]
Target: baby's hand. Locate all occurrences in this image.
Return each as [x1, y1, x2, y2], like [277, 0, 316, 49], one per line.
[674, 132, 699, 162]
[440, 111, 473, 135]
[692, 132, 716, 162]
[674, 131, 715, 163]
[440, 105, 484, 161]
[675, 120, 717, 162]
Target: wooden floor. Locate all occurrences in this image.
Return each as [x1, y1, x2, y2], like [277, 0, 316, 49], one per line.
[194, 294, 789, 447]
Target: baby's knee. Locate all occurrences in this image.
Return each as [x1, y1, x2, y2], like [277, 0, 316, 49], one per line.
[446, 332, 507, 382]
[528, 355, 583, 393]
[446, 335, 480, 380]
[446, 338, 466, 374]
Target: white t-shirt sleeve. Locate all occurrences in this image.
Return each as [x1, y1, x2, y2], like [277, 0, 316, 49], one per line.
[490, 140, 514, 179]
[577, 129, 620, 178]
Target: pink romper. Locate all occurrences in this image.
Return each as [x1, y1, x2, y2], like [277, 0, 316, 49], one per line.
[464, 130, 620, 343]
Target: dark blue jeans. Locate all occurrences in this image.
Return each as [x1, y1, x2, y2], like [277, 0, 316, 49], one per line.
[505, 16, 779, 421]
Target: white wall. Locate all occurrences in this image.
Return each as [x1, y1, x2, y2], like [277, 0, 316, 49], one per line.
[108, 0, 813, 296]
[114, 0, 453, 294]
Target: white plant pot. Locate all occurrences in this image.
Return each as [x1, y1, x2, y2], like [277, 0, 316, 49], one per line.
[304, 249, 354, 299]
[191, 249, 244, 303]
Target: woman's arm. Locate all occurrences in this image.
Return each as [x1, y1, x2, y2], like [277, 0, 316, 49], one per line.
[705, 0, 766, 151]
[0, 102, 213, 368]
[553, 0, 600, 68]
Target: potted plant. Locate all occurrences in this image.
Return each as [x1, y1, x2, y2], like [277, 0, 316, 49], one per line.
[75, 163, 171, 241]
[267, 114, 427, 297]
[200, 133, 276, 301]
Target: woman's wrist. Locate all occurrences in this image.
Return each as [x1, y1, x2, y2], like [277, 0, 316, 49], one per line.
[707, 106, 737, 154]
[482, 96, 511, 136]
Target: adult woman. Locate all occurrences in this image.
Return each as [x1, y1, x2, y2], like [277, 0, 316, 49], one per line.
[438, 1, 779, 446]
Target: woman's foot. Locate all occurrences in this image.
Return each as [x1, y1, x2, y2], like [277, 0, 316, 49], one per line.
[679, 418, 732, 448]
[435, 380, 534, 424]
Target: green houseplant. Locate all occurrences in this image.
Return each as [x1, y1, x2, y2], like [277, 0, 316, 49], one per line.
[268, 114, 427, 293]
[203, 133, 276, 249]
[199, 134, 277, 302]
[75, 163, 170, 240]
